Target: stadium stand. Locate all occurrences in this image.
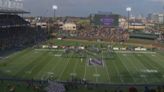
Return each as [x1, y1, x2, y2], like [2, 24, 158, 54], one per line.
[0, 14, 48, 52]
[57, 27, 129, 42]
[0, 14, 29, 27]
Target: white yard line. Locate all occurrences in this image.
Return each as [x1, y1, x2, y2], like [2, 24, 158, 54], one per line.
[83, 52, 89, 80]
[134, 57, 150, 83]
[72, 58, 79, 75]
[86, 50, 100, 83]
[58, 54, 73, 80]
[37, 51, 63, 79]
[123, 54, 148, 83]
[113, 61, 124, 83]
[117, 54, 137, 83]
[94, 65, 99, 83]
[83, 58, 87, 80]
[141, 54, 161, 83]
[25, 53, 52, 78]
[102, 50, 111, 82]
[151, 54, 164, 69]
[49, 56, 63, 73]
[33, 51, 58, 77]
[14, 51, 41, 78]
[37, 58, 59, 79]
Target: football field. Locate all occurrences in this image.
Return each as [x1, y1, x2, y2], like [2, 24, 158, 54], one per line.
[0, 46, 164, 84]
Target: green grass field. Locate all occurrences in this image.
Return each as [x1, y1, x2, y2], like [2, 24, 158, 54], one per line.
[0, 40, 164, 84]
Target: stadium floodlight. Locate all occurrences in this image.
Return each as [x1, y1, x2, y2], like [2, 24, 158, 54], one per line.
[52, 5, 58, 20]
[126, 7, 132, 31]
[52, 5, 58, 10]
[126, 7, 131, 12]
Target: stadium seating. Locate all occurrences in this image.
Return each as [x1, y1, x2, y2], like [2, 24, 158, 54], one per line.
[0, 14, 29, 27]
[0, 14, 48, 51]
[57, 27, 129, 42]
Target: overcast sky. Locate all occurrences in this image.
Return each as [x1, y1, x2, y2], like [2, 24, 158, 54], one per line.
[23, 0, 164, 17]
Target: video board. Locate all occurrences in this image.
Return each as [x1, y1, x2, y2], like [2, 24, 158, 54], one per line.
[0, 0, 23, 10]
[91, 14, 119, 27]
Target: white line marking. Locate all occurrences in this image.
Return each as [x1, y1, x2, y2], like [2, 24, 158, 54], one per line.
[117, 54, 136, 83]
[83, 58, 87, 80]
[58, 54, 73, 80]
[95, 65, 99, 83]
[73, 59, 78, 73]
[35, 51, 61, 79]
[123, 54, 148, 83]
[113, 61, 124, 83]
[102, 50, 111, 82]
[142, 54, 161, 82]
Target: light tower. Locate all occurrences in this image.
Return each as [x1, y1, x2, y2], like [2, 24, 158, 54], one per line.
[126, 7, 132, 31]
[52, 5, 58, 19]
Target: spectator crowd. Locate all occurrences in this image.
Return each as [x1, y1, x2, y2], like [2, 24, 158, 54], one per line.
[58, 26, 129, 42]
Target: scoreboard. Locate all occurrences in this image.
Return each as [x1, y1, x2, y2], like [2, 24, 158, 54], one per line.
[91, 14, 119, 27]
[0, 0, 23, 10]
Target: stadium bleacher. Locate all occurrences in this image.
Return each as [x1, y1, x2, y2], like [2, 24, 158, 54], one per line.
[0, 14, 29, 27]
[57, 27, 129, 42]
[0, 14, 48, 52]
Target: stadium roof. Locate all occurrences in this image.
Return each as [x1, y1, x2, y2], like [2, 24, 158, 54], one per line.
[0, 8, 30, 14]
